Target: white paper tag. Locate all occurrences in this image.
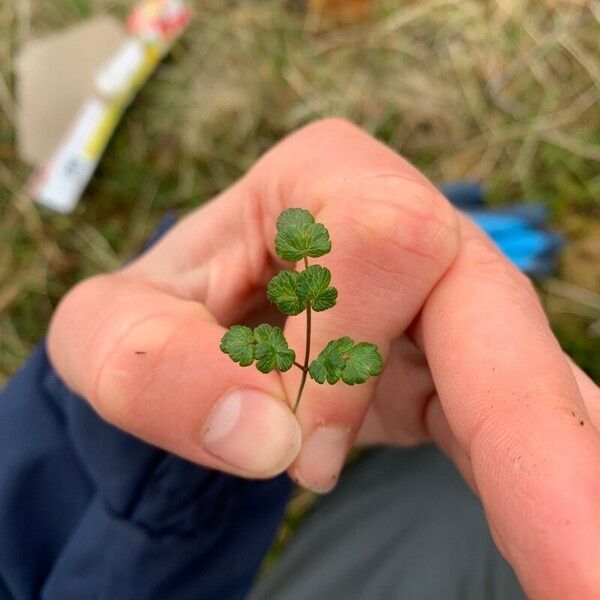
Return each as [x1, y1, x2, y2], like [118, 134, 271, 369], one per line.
[31, 99, 108, 213]
[94, 39, 145, 99]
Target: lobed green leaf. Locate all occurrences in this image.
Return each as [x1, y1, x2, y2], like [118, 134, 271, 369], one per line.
[309, 337, 382, 385]
[274, 207, 331, 262]
[267, 270, 304, 315]
[220, 325, 256, 367]
[341, 342, 384, 385]
[308, 337, 353, 384]
[267, 265, 337, 315]
[253, 324, 296, 373]
[220, 324, 295, 373]
[297, 265, 338, 312]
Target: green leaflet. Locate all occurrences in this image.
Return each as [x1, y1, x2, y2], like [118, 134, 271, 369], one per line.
[253, 324, 296, 373]
[341, 342, 384, 385]
[297, 265, 338, 312]
[309, 337, 383, 385]
[219, 325, 256, 367]
[308, 337, 353, 384]
[267, 265, 338, 315]
[220, 324, 295, 373]
[274, 208, 331, 261]
[267, 270, 303, 315]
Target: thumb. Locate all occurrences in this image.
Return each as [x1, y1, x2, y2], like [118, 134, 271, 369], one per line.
[48, 273, 301, 478]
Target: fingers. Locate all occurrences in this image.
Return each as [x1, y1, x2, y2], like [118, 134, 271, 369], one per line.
[245, 119, 460, 491]
[120, 183, 276, 326]
[355, 335, 479, 493]
[357, 338, 599, 499]
[356, 336, 434, 447]
[47, 274, 301, 478]
[412, 214, 600, 599]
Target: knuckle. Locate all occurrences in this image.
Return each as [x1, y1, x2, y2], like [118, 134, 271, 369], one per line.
[90, 335, 145, 426]
[291, 117, 369, 155]
[92, 309, 187, 426]
[91, 298, 212, 427]
[302, 116, 360, 138]
[344, 177, 460, 271]
[92, 352, 139, 426]
[246, 118, 363, 199]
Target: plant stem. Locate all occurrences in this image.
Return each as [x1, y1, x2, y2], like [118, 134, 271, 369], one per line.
[293, 361, 307, 372]
[293, 304, 311, 413]
[293, 256, 312, 413]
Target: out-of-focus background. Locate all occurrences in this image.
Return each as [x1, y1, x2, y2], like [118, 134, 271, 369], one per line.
[0, 0, 598, 387]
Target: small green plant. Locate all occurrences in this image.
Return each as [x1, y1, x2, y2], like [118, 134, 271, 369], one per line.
[220, 208, 383, 413]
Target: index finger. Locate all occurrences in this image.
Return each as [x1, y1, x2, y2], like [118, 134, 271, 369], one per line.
[414, 215, 600, 599]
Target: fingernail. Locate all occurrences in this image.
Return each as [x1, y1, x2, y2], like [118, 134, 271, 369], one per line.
[293, 426, 351, 493]
[202, 389, 301, 475]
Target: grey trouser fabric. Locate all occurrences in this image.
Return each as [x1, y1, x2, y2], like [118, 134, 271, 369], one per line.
[252, 446, 526, 600]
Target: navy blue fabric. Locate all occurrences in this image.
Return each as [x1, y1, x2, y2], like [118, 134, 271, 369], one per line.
[0, 216, 291, 600]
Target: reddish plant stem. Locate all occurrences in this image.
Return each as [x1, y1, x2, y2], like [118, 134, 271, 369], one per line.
[293, 256, 312, 413]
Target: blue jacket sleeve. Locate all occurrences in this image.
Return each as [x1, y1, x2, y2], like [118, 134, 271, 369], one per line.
[0, 216, 291, 600]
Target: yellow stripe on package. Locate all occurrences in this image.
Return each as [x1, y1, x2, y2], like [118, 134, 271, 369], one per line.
[30, 0, 191, 213]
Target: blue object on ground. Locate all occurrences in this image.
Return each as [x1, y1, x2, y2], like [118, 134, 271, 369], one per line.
[440, 180, 485, 208]
[440, 181, 563, 277]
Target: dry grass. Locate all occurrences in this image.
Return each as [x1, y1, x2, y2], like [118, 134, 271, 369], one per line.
[1, 0, 599, 384]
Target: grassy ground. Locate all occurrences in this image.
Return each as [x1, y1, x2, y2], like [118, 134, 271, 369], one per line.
[1, 0, 598, 386]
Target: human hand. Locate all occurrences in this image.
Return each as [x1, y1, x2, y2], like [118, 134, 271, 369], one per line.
[48, 119, 600, 599]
